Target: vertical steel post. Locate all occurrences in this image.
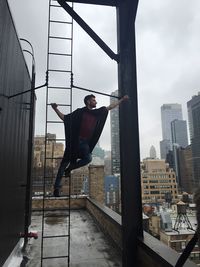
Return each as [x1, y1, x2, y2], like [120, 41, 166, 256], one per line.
[117, 0, 143, 266]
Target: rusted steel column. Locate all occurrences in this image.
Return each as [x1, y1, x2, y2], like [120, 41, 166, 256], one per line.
[117, 1, 143, 266]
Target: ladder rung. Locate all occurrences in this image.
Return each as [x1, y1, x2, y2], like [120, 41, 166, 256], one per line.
[43, 178, 67, 181]
[48, 86, 71, 90]
[48, 69, 71, 73]
[46, 138, 65, 141]
[48, 52, 72, 57]
[44, 211, 70, 216]
[44, 175, 61, 178]
[43, 235, 69, 239]
[49, 36, 72, 40]
[50, 20, 72, 25]
[42, 207, 70, 212]
[50, 196, 70, 199]
[51, 0, 73, 6]
[45, 157, 63, 159]
[46, 120, 63, 123]
[42, 255, 69, 260]
[50, 4, 62, 8]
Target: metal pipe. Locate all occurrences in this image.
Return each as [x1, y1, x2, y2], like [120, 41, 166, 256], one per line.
[19, 39, 36, 247]
[73, 84, 120, 99]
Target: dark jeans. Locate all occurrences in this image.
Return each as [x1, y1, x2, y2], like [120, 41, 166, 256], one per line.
[54, 139, 92, 189]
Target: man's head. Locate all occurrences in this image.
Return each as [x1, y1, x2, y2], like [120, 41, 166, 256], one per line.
[84, 94, 97, 109]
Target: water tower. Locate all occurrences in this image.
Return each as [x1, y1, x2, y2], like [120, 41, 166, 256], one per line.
[173, 201, 194, 231]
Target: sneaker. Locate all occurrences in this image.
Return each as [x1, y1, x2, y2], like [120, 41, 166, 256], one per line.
[53, 188, 60, 197]
[64, 168, 71, 177]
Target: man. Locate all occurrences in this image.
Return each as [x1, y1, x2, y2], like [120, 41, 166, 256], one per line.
[51, 94, 128, 197]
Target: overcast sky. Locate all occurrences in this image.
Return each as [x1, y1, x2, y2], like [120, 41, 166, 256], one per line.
[8, 0, 200, 159]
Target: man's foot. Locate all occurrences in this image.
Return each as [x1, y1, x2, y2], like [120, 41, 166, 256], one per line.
[64, 168, 71, 177]
[53, 188, 60, 197]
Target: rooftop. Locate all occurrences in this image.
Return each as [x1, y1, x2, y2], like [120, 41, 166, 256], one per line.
[16, 209, 122, 267]
[4, 197, 197, 267]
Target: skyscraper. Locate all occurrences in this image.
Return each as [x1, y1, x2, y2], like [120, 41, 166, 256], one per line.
[110, 90, 120, 174]
[187, 93, 200, 186]
[178, 145, 193, 193]
[160, 104, 183, 159]
[161, 104, 183, 141]
[171, 119, 188, 148]
[149, 145, 157, 158]
[104, 175, 120, 213]
[187, 93, 200, 141]
[160, 139, 171, 159]
[170, 117, 188, 187]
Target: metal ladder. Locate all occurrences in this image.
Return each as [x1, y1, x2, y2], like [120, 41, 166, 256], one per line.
[41, 0, 73, 265]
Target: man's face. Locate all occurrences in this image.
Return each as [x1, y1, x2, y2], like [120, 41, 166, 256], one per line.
[88, 97, 97, 108]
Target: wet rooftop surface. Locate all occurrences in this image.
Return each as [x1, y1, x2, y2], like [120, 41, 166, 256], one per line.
[23, 209, 122, 267]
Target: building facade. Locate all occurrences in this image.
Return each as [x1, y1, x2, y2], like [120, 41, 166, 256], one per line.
[161, 104, 183, 142]
[178, 145, 193, 193]
[187, 93, 200, 187]
[160, 139, 171, 160]
[160, 230, 200, 265]
[105, 175, 120, 213]
[89, 165, 105, 204]
[69, 166, 89, 195]
[171, 119, 188, 148]
[33, 134, 64, 194]
[160, 104, 183, 159]
[187, 93, 200, 141]
[141, 159, 178, 204]
[110, 90, 120, 175]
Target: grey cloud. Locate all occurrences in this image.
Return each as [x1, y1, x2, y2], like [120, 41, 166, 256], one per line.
[7, 0, 200, 159]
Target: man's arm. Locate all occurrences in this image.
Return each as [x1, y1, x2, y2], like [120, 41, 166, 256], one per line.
[51, 103, 64, 121]
[106, 95, 129, 111]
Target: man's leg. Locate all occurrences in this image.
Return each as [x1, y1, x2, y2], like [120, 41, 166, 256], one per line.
[66, 140, 92, 174]
[54, 150, 70, 189]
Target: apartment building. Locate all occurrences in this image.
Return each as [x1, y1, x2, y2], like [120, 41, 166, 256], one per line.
[141, 159, 178, 204]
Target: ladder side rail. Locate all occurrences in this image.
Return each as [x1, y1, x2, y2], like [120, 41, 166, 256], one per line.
[41, 0, 52, 265]
[41, 1, 73, 265]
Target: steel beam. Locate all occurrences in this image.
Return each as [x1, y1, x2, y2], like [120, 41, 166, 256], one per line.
[117, 0, 143, 266]
[57, 0, 119, 62]
[59, 0, 118, 6]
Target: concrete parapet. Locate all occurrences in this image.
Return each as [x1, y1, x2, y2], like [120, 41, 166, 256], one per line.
[32, 196, 87, 210]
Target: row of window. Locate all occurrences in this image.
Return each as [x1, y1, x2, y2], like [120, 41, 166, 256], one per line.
[143, 190, 177, 195]
[143, 185, 176, 189]
[143, 196, 178, 200]
[142, 174, 175, 179]
[143, 179, 176, 183]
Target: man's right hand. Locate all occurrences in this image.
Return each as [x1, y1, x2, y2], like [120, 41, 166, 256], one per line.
[51, 103, 58, 110]
[50, 103, 64, 121]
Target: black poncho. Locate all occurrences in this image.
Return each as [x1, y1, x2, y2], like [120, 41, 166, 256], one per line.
[64, 106, 108, 160]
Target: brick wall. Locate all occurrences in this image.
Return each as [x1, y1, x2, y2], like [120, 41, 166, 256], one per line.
[89, 165, 105, 204]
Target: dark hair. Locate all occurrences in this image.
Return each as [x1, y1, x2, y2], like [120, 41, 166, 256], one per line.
[84, 94, 95, 105]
